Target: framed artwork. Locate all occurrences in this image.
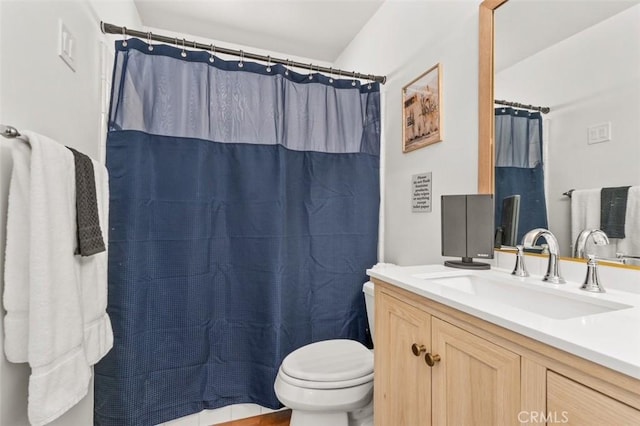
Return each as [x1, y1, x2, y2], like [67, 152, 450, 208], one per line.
[402, 63, 442, 152]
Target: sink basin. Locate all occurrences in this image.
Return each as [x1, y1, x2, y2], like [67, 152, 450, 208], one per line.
[413, 273, 633, 320]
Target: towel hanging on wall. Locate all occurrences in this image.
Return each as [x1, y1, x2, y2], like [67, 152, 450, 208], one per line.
[67, 147, 106, 256]
[3, 131, 113, 426]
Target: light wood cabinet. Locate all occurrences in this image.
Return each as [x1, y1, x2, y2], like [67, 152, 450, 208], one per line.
[547, 371, 640, 426]
[375, 289, 520, 426]
[374, 279, 640, 426]
[374, 290, 431, 426]
[431, 317, 521, 425]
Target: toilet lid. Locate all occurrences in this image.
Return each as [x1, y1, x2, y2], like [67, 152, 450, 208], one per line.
[281, 339, 373, 382]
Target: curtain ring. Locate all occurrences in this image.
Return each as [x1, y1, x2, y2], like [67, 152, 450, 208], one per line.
[181, 38, 187, 57]
[147, 32, 153, 51]
[367, 74, 373, 89]
[308, 63, 313, 80]
[122, 27, 128, 47]
[284, 59, 290, 76]
[352, 71, 357, 87]
[238, 50, 244, 68]
[266, 55, 271, 73]
[193, 40, 197, 49]
[328, 67, 334, 83]
[209, 44, 215, 63]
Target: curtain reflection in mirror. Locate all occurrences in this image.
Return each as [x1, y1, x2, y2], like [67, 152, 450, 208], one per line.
[494, 107, 548, 245]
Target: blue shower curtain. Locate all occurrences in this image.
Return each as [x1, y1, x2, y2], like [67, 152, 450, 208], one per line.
[95, 38, 380, 426]
[494, 107, 548, 244]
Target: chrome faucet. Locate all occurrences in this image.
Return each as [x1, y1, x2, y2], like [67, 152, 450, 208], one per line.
[573, 229, 610, 293]
[581, 255, 606, 293]
[510, 245, 529, 277]
[573, 229, 609, 259]
[522, 228, 566, 284]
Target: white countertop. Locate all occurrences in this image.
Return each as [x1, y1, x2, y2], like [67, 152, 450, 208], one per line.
[367, 264, 640, 380]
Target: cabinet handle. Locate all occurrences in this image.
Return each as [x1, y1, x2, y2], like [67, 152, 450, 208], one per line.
[425, 352, 441, 367]
[411, 343, 426, 356]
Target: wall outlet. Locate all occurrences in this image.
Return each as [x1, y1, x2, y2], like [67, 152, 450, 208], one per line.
[587, 122, 611, 144]
[58, 20, 76, 72]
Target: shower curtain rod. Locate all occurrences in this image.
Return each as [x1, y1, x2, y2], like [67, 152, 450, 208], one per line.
[100, 22, 387, 84]
[495, 99, 550, 114]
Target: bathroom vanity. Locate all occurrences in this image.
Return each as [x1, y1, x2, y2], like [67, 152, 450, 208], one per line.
[367, 265, 640, 426]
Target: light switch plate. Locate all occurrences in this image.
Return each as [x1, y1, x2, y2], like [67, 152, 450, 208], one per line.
[58, 19, 76, 72]
[587, 122, 611, 144]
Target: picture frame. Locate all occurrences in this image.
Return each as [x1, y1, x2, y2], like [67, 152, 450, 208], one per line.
[402, 63, 442, 153]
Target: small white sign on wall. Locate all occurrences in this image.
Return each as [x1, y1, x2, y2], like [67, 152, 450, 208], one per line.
[411, 172, 432, 213]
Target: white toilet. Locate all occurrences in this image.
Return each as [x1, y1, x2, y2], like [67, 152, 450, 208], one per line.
[273, 281, 375, 426]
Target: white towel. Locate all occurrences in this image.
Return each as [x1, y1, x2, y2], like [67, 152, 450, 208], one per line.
[570, 188, 601, 254]
[616, 186, 640, 258]
[4, 140, 32, 362]
[3, 131, 113, 426]
[79, 158, 113, 366]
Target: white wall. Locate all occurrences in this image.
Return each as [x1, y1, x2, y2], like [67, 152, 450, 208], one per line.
[334, 0, 483, 265]
[0, 1, 140, 425]
[496, 5, 640, 255]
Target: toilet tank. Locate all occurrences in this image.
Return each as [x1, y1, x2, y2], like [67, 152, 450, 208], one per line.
[362, 281, 375, 338]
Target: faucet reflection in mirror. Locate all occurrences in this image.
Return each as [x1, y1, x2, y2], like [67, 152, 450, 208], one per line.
[574, 229, 609, 259]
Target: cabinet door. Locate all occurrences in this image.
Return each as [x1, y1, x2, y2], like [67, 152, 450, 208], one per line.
[547, 371, 640, 425]
[431, 318, 521, 426]
[375, 291, 431, 426]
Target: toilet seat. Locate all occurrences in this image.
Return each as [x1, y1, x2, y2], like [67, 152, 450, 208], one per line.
[278, 367, 374, 389]
[279, 339, 374, 389]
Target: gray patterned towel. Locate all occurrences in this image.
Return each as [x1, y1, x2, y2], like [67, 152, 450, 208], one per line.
[67, 147, 106, 256]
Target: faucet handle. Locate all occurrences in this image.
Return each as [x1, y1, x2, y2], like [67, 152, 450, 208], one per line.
[580, 255, 606, 293]
[511, 245, 529, 277]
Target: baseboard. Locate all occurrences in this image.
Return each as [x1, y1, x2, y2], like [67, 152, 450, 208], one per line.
[212, 409, 292, 426]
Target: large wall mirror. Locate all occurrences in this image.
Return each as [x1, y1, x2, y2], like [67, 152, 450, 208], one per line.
[478, 0, 640, 266]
